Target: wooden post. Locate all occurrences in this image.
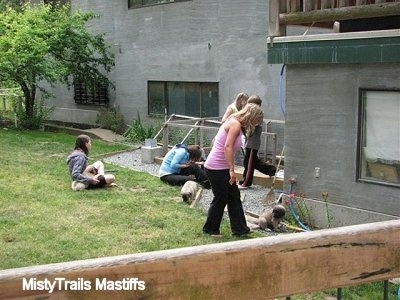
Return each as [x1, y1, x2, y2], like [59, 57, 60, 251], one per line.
[162, 125, 169, 155]
[269, 0, 287, 37]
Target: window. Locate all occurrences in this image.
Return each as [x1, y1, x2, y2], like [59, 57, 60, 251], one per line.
[74, 79, 109, 106]
[128, 0, 191, 9]
[358, 89, 400, 187]
[148, 81, 219, 118]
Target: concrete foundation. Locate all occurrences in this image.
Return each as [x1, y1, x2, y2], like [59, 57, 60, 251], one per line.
[141, 146, 163, 164]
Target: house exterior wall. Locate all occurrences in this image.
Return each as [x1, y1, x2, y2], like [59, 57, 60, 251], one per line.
[46, 0, 287, 125]
[284, 63, 400, 225]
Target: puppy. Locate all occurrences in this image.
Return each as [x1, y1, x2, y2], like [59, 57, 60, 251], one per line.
[71, 165, 97, 191]
[258, 204, 286, 231]
[181, 181, 198, 204]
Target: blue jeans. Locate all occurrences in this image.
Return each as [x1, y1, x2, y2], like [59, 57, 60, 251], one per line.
[203, 168, 250, 235]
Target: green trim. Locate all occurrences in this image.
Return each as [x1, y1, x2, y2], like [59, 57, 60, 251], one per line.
[267, 36, 400, 64]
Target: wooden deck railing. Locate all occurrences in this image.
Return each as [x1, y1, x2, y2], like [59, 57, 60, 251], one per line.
[269, 0, 400, 36]
[0, 219, 399, 299]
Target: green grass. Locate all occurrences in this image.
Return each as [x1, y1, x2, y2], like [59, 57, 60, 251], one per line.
[0, 129, 398, 299]
[0, 129, 260, 270]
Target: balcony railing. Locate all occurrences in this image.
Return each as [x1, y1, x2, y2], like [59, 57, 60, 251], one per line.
[269, 0, 400, 37]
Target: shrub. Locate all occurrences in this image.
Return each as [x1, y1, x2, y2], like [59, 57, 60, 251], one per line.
[96, 107, 126, 135]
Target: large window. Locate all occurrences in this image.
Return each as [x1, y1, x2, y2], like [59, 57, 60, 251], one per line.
[148, 81, 219, 118]
[358, 89, 400, 187]
[128, 0, 191, 9]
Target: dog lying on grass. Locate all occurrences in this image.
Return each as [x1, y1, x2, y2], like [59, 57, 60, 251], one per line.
[181, 181, 198, 204]
[71, 165, 97, 191]
[258, 204, 286, 231]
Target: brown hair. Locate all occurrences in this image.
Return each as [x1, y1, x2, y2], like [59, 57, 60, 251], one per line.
[187, 145, 202, 162]
[247, 94, 262, 106]
[74, 134, 91, 155]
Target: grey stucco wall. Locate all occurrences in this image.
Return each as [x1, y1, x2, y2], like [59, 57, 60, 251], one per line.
[46, 0, 287, 125]
[284, 63, 400, 221]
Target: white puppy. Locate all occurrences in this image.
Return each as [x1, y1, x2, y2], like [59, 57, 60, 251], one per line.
[181, 181, 198, 204]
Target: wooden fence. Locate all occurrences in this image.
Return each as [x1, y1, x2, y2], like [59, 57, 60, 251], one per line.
[0, 219, 399, 299]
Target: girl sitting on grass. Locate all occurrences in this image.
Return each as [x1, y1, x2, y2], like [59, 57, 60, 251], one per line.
[67, 134, 116, 191]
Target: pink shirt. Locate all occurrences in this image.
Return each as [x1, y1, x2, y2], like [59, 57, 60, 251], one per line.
[204, 125, 242, 170]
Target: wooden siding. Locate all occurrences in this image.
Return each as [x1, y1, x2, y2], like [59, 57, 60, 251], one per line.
[269, 0, 400, 37]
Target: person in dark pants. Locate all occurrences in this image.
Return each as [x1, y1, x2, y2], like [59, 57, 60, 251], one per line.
[203, 103, 264, 237]
[239, 95, 276, 189]
[159, 144, 210, 189]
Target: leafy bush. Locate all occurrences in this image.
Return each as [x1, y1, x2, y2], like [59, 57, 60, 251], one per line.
[96, 107, 126, 135]
[124, 113, 159, 143]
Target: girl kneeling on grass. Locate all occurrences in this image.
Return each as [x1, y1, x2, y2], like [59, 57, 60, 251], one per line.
[67, 134, 115, 191]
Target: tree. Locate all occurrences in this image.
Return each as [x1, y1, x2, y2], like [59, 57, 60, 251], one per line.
[0, 3, 114, 128]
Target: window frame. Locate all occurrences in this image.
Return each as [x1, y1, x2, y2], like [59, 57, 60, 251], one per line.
[128, 0, 191, 9]
[147, 81, 219, 118]
[73, 79, 110, 107]
[357, 88, 400, 187]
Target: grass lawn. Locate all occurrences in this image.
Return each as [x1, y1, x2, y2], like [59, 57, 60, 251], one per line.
[0, 129, 264, 270]
[0, 129, 398, 299]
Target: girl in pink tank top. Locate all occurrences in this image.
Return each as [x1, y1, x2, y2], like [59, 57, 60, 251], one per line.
[202, 103, 264, 237]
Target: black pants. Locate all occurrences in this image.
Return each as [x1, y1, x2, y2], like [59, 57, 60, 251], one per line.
[203, 168, 250, 235]
[160, 163, 209, 187]
[240, 148, 276, 187]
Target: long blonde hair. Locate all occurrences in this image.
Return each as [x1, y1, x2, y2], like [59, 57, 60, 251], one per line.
[231, 103, 264, 136]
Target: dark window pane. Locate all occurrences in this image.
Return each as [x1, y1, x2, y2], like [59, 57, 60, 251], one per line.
[201, 83, 219, 117]
[148, 81, 219, 118]
[184, 82, 201, 117]
[148, 81, 165, 115]
[74, 79, 109, 106]
[167, 82, 186, 116]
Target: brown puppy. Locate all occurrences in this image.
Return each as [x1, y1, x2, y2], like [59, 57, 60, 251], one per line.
[258, 204, 286, 231]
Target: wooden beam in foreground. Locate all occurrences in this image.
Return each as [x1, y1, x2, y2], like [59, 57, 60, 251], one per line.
[0, 220, 399, 300]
